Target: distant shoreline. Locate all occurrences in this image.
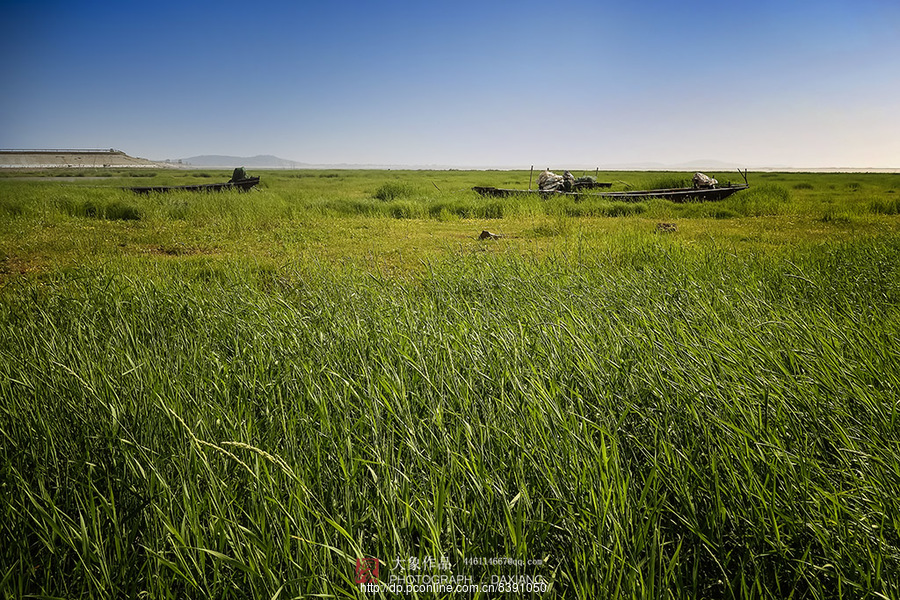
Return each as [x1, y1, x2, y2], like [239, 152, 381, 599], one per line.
[1, 150, 897, 173]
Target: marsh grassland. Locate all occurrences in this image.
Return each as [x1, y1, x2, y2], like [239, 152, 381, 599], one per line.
[1, 169, 899, 598]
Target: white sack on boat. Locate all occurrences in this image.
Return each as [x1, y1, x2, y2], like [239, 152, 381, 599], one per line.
[538, 168, 565, 191]
[693, 172, 718, 188]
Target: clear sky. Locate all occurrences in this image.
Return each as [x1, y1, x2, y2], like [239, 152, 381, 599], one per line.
[2, 0, 898, 168]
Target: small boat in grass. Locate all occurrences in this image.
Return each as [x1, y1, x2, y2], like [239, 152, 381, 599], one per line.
[473, 183, 748, 202]
[474, 171, 749, 203]
[596, 183, 748, 202]
[128, 168, 260, 194]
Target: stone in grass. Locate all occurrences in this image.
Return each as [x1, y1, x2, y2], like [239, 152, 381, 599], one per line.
[478, 230, 502, 240]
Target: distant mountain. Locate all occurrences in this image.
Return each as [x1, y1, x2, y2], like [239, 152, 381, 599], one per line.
[170, 155, 799, 171]
[178, 154, 309, 168]
[596, 160, 752, 172]
[175, 155, 418, 169]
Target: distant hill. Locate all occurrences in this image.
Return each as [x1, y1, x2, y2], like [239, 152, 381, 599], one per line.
[178, 155, 309, 168]
[172, 156, 873, 172]
[174, 157, 761, 171]
[595, 160, 756, 172]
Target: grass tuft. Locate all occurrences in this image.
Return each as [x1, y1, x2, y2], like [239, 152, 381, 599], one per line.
[869, 197, 900, 215]
[374, 181, 419, 201]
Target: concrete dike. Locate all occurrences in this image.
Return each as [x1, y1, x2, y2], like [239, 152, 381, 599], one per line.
[0, 149, 172, 169]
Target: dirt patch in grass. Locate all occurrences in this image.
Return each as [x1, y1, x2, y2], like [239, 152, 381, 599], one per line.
[0, 255, 43, 278]
[139, 244, 218, 257]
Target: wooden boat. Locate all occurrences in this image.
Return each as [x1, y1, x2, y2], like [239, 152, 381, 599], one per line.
[596, 183, 749, 202]
[572, 180, 613, 189]
[473, 182, 748, 203]
[128, 176, 260, 194]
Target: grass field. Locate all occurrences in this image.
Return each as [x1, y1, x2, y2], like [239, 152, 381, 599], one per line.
[1, 169, 899, 598]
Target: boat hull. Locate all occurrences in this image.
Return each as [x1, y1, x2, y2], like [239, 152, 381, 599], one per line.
[473, 184, 748, 203]
[128, 177, 260, 194]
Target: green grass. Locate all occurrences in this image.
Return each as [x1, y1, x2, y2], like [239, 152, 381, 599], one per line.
[1, 170, 899, 598]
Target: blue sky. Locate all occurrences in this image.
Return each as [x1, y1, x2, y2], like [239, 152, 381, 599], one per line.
[2, 0, 898, 168]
